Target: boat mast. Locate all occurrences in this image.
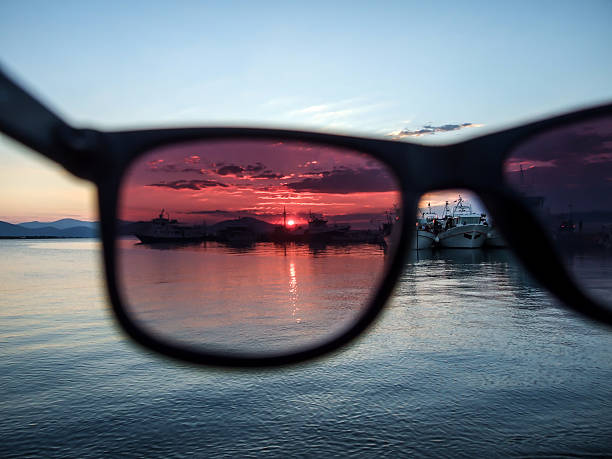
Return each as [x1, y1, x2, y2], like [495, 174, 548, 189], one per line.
[283, 206, 287, 229]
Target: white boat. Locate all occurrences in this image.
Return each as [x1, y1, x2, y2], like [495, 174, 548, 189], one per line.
[412, 230, 436, 249]
[437, 196, 488, 248]
[412, 203, 439, 250]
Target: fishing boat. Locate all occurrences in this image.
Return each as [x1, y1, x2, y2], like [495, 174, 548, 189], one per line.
[134, 210, 207, 243]
[294, 212, 350, 242]
[437, 196, 488, 248]
[412, 202, 438, 249]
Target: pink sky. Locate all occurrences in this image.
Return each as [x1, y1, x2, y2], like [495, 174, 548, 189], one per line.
[119, 139, 403, 229]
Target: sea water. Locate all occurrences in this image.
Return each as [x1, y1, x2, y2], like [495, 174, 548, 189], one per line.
[1, 238, 611, 457]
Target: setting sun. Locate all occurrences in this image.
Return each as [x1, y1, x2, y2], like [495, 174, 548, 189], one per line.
[287, 219, 295, 226]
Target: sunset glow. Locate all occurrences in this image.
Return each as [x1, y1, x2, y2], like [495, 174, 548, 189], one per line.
[119, 139, 401, 229]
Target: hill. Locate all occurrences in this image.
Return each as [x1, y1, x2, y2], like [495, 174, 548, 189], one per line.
[0, 221, 99, 238]
[19, 218, 99, 230]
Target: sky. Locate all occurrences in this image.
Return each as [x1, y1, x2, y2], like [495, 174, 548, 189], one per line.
[120, 139, 401, 228]
[1, 0, 611, 222]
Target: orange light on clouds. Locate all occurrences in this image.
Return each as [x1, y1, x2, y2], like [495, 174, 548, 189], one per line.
[119, 138, 404, 228]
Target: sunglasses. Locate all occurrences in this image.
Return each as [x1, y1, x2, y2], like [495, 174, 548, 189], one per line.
[2, 67, 611, 367]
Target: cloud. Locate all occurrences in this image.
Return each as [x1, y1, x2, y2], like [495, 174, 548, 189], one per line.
[287, 167, 395, 194]
[184, 210, 233, 215]
[216, 165, 244, 176]
[146, 160, 205, 174]
[215, 162, 270, 177]
[285, 98, 390, 130]
[253, 170, 284, 179]
[390, 122, 483, 138]
[504, 159, 558, 172]
[184, 155, 201, 164]
[584, 153, 612, 164]
[246, 162, 265, 172]
[289, 104, 332, 115]
[146, 179, 228, 190]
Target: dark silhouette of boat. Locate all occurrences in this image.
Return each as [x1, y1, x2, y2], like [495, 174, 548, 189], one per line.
[134, 210, 207, 243]
[216, 225, 257, 246]
[292, 212, 351, 242]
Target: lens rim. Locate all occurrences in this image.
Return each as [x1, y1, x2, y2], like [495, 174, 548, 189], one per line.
[101, 134, 413, 367]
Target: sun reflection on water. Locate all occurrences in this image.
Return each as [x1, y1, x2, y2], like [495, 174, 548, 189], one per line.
[289, 261, 301, 323]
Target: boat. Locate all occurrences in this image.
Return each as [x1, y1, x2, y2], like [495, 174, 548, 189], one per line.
[437, 196, 489, 248]
[485, 227, 507, 247]
[134, 210, 207, 243]
[412, 202, 438, 249]
[412, 229, 436, 249]
[294, 212, 350, 242]
[216, 225, 257, 246]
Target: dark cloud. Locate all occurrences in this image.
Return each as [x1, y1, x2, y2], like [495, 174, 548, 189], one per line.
[246, 162, 265, 172]
[147, 162, 204, 174]
[147, 179, 228, 190]
[394, 122, 479, 138]
[156, 164, 181, 173]
[215, 162, 269, 177]
[185, 210, 233, 215]
[288, 167, 395, 194]
[182, 167, 205, 174]
[300, 171, 331, 177]
[216, 165, 244, 176]
[253, 170, 284, 179]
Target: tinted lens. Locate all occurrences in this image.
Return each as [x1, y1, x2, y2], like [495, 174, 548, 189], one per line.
[504, 115, 612, 309]
[117, 138, 402, 356]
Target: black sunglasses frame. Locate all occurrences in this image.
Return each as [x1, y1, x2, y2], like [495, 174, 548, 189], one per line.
[2, 68, 612, 367]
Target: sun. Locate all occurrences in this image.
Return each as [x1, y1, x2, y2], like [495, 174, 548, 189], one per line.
[287, 219, 295, 226]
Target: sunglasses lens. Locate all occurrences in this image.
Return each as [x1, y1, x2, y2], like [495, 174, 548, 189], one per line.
[504, 115, 612, 309]
[116, 138, 402, 356]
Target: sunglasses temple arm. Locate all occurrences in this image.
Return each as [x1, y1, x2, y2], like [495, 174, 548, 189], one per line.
[0, 66, 83, 166]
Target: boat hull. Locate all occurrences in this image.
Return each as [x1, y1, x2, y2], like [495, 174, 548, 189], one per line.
[135, 234, 205, 243]
[411, 230, 436, 250]
[485, 227, 507, 248]
[438, 224, 487, 248]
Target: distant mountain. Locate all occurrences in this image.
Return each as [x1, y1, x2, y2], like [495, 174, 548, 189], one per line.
[19, 218, 99, 230]
[210, 217, 276, 235]
[0, 221, 98, 238]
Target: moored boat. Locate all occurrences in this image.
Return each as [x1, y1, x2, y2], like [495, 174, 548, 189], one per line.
[293, 212, 351, 242]
[134, 210, 207, 243]
[437, 196, 488, 249]
[412, 203, 439, 250]
[412, 230, 436, 249]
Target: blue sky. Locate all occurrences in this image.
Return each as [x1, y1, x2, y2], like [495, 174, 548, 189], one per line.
[1, 1, 611, 221]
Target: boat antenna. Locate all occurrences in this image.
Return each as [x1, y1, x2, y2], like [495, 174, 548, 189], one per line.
[520, 164, 525, 186]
